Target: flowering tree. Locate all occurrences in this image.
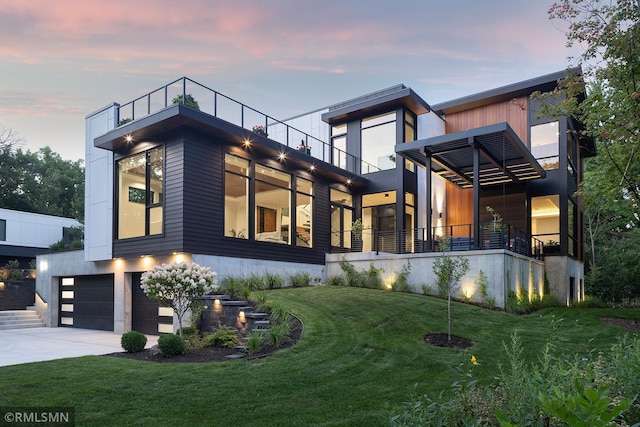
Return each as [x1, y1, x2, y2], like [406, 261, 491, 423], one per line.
[140, 261, 218, 336]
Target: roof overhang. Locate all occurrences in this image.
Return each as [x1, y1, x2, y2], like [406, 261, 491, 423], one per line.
[321, 84, 431, 124]
[397, 122, 546, 189]
[94, 104, 368, 188]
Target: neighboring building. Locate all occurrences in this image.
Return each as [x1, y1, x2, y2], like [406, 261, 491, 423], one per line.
[36, 69, 595, 334]
[0, 208, 80, 268]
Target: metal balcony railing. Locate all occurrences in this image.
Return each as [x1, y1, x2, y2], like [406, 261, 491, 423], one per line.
[330, 224, 544, 260]
[115, 77, 379, 174]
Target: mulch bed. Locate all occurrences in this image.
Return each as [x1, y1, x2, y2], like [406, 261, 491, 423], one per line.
[107, 315, 303, 363]
[600, 317, 640, 332]
[424, 333, 474, 349]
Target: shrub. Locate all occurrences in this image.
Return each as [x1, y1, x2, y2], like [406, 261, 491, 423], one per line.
[120, 331, 147, 353]
[326, 275, 345, 286]
[247, 274, 266, 291]
[476, 270, 489, 303]
[245, 331, 264, 354]
[571, 295, 608, 308]
[221, 276, 244, 298]
[158, 333, 186, 357]
[391, 263, 411, 292]
[290, 271, 311, 288]
[204, 326, 240, 349]
[176, 326, 197, 337]
[268, 320, 291, 347]
[265, 272, 284, 289]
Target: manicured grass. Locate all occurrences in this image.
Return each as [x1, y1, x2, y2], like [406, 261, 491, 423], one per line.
[1, 287, 638, 426]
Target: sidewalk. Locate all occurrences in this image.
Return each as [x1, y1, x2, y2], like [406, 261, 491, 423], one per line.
[0, 327, 158, 367]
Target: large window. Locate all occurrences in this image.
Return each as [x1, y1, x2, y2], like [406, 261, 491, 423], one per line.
[330, 189, 353, 248]
[224, 155, 312, 247]
[255, 165, 291, 244]
[531, 194, 560, 249]
[361, 111, 396, 172]
[224, 154, 249, 239]
[0, 219, 5, 241]
[117, 147, 163, 239]
[531, 121, 559, 170]
[332, 124, 347, 169]
[296, 178, 313, 247]
[403, 110, 417, 172]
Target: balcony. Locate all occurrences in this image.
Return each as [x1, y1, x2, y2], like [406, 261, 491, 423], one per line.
[330, 222, 544, 260]
[107, 77, 378, 177]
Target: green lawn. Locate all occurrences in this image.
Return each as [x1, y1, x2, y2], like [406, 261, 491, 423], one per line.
[1, 286, 638, 426]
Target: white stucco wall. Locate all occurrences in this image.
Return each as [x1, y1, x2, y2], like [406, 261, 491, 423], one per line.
[0, 209, 80, 249]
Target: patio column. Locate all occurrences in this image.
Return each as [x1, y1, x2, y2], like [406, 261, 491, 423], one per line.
[472, 138, 480, 249]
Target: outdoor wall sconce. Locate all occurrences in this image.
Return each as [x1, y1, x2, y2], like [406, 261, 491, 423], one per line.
[238, 310, 246, 325]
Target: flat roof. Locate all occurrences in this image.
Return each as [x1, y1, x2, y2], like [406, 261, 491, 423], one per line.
[432, 67, 583, 114]
[397, 122, 546, 189]
[321, 84, 431, 124]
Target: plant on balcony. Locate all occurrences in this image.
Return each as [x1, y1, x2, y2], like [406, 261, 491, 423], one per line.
[252, 125, 268, 136]
[351, 218, 364, 240]
[297, 141, 311, 154]
[172, 93, 200, 110]
[485, 205, 503, 232]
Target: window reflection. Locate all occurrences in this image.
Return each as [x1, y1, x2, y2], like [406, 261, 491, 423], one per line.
[531, 122, 559, 170]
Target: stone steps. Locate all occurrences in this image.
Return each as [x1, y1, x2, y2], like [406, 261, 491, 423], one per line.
[0, 310, 44, 330]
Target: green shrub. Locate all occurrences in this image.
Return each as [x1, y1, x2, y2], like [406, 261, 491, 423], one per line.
[247, 274, 266, 291]
[476, 270, 489, 303]
[120, 331, 147, 353]
[571, 295, 608, 308]
[204, 326, 240, 348]
[326, 275, 346, 286]
[48, 240, 65, 252]
[268, 320, 291, 347]
[158, 333, 186, 357]
[265, 273, 284, 289]
[290, 271, 311, 287]
[245, 331, 264, 354]
[176, 326, 197, 337]
[221, 276, 244, 298]
[391, 263, 411, 293]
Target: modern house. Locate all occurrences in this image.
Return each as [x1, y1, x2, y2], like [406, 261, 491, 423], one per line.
[0, 208, 80, 269]
[35, 68, 595, 334]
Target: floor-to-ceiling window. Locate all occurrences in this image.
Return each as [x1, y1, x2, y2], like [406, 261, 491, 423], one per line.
[404, 110, 417, 172]
[363, 191, 396, 252]
[224, 154, 312, 247]
[295, 178, 313, 248]
[330, 189, 353, 249]
[255, 165, 291, 245]
[117, 147, 163, 239]
[361, 111, 396, 172]
[531, 194, 560, 252]
[332, 124, 347, 169]
[531, 121, 559, 170]
[224, 154, 249, 239]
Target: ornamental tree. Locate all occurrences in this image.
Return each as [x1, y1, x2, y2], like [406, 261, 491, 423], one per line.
[140, 261, 218, 336]
[432, 238, 470, 341]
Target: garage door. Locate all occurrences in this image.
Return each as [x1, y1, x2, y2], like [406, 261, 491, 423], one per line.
[132, 272, 173, 335]
[59, 275, 114, 331]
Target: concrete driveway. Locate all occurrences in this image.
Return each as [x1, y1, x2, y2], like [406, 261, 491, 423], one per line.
[0, 327, 158, 367]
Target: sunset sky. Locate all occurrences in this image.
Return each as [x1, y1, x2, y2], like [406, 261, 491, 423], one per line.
[0, 0, 580, 161]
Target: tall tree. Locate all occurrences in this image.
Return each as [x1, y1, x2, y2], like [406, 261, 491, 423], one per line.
[543, 0, 640, 299]
[0, 126, 84, 221]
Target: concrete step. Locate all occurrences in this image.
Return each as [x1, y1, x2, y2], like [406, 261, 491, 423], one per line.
[253, 320, 271, 327]
[245, 312, 269, 319]
[251, 328, 269, 334]
[0, 310, 44, 329]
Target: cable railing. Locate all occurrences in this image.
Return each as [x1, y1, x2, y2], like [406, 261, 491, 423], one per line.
[330, 224, 544, 260]
[115, 77, 379, 174]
